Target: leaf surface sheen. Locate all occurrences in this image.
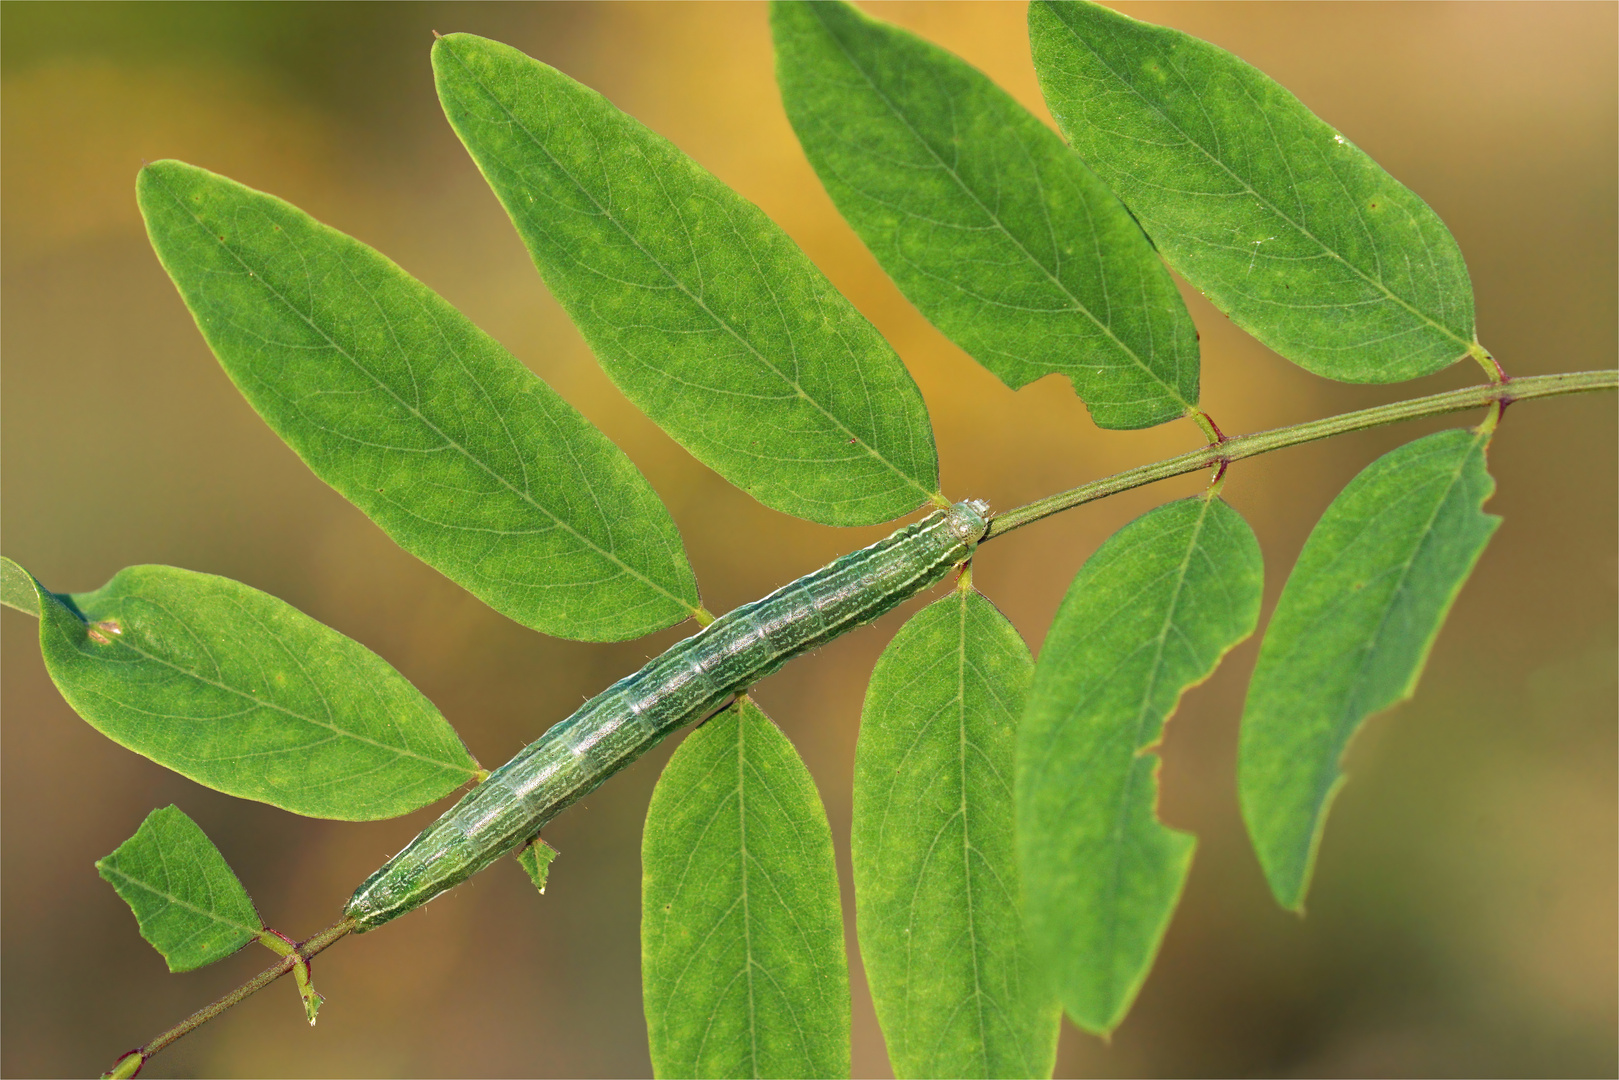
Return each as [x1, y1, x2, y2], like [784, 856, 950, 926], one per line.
[642, 698, 849, 1079]
[773, 0, 1198, 430]
[433, 32, 939, 527]
[1018, 496, 1262, 1034]
[1240, 428, 1498, 910]
[96, 805, 263, 972]
[1029, 1, 1476, 382]
[34, 563, 477, 821]
[137, 159, 697, 642]
[854, 586, 1058, 1079]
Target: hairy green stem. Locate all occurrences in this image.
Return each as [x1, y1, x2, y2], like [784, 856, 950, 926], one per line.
[983, 370, 1616, 540]
[103, 918, 355, 1079]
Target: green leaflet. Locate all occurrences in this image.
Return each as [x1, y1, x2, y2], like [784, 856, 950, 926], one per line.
[433, 33, 940, 527]
[854, 585, 1058, 1079]
[30, 562, 478, 821]
[1240, 429, 1498, 910]
[1018, 496, 1262, 1034]
[773, 1, 1198, 430]
[96, 806, 262, 972]
[1, 555, 41, 616]
[1029, 1, 1477, 383]
[138, 160, 698, 643]
[517, 839, 559, 896]
[642, 698, 849, 1079]
[98, 806, 329, 1021]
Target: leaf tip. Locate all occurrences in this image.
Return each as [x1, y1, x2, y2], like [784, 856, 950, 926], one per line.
[0, 555, 42, 617]
[517, 839, 559, 896]
[1262, 770, 1345, 913]
[135, 157, 188, 192]
[430, 29, 486, 70]
[302, 985, 325, 1026]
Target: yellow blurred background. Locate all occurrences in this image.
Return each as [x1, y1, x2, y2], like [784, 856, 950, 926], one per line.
[2, 3, 1613, 1076]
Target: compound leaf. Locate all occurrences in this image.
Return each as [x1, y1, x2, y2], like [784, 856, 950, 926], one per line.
[774, 0, 1198, 429]
[1018, 496, 1262, 1033]
[1241, 429, 1498, 910]
[96, 805, 262, 972]
[642, 698, 849, 1079]
[854, 585, 1058, 1079]
[1030, 1, 1478, 382]
[434, 32, 939, 527]
[33, 562, 477, 821]
[138, 159, 698, 643]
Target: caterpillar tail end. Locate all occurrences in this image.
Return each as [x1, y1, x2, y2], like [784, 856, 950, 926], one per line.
[341, 848, 443, 932]
[341, 879, 388, 934]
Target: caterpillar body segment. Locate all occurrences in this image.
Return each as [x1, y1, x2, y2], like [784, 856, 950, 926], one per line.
[345, 500, 989, 930]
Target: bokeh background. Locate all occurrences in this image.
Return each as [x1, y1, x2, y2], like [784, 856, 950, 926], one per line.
[3, 3, 1614, 1077]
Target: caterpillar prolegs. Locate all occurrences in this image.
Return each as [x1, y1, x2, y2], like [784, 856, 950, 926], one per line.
[345, 500, 990, 930]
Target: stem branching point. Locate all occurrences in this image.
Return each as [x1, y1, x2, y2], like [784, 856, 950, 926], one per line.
[983, 370, 1615, 540]
[103, 917, 356, 1078]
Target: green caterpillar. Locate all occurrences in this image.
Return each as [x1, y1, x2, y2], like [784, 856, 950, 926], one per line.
[345, 500, 989, 930]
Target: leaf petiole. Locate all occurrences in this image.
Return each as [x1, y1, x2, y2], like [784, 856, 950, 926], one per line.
[106, 917, 356, 1077]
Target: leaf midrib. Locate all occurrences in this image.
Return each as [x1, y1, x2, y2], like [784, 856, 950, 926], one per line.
[1096, 500, 1209, 1010]
[1048, 11, 1472, 350]
[147, 167, 697, 622]
[813, 6, 1194, 412]
[1313, 432, 1486, 811]
[439, 39, 938, 506]
[98, 862, 260, 940]
[737, 708, 760, 1077]
[61, 594, 474, 779]
[953, 591, 993, 1075]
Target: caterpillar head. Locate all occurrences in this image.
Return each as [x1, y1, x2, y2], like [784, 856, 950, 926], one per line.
[946, 499, 991, 544]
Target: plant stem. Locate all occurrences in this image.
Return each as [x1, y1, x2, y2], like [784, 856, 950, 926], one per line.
[983, 369, 1616, 540]
[96, 367, 1613, 1077]
[104, 918, 355, 1078]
